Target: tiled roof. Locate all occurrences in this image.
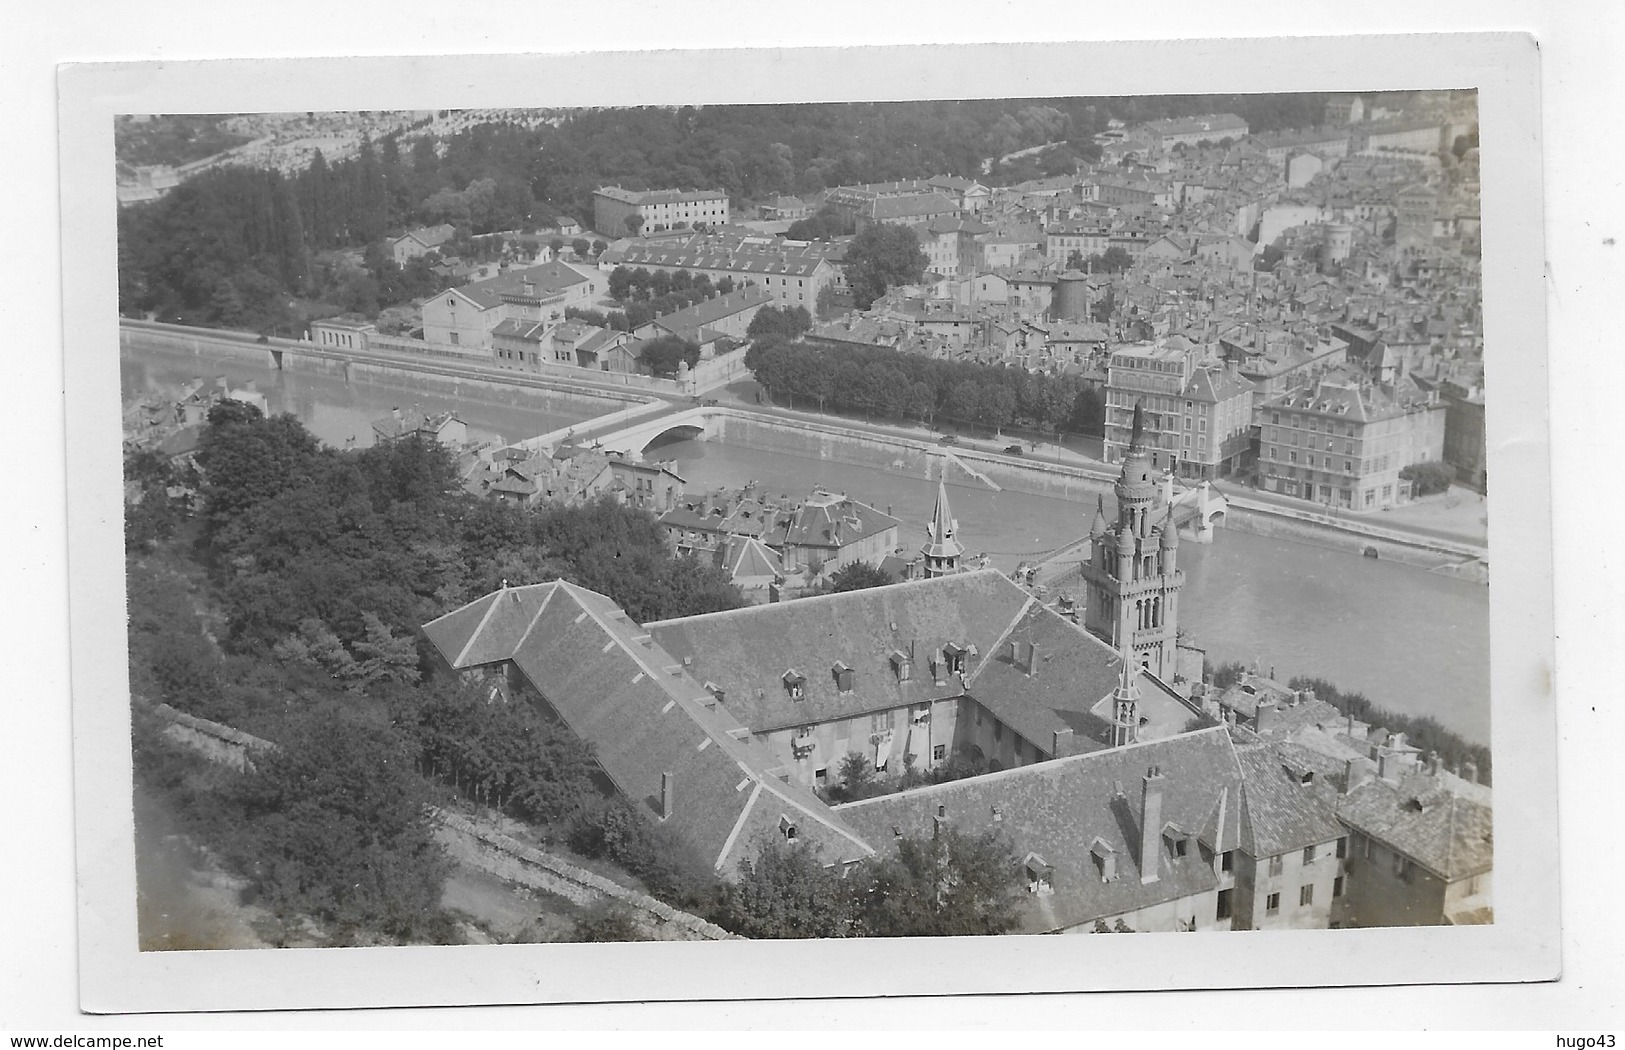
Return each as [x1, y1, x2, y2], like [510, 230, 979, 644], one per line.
[455, 261, 586, 309]
[1233, 744, 1349, 858]
[779, 494, 901, 551]
[835, 727, 1244, 932]
[963, 602, 1135, 754]
[650, 285, 773, 334]
[421, 581, 874, 874]
[723, 535, 784, 581]
[646, 569, 1033, 733]
[1337, 776, 1493, 881]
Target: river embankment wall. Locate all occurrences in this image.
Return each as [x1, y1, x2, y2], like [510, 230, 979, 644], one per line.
[121, 321, 646, 419]
[705, 409, 1487, 573]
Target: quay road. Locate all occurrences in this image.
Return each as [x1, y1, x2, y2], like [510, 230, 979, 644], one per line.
[121, 318, 1488, 561]
[119, 318, 690, 408]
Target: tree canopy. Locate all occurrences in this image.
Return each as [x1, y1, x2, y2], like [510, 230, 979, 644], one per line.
[843, 223, 927, 309]
[828, 560, 893, 593]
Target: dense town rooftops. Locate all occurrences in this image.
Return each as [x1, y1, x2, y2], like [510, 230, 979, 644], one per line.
[1260, 370, 1439, 424]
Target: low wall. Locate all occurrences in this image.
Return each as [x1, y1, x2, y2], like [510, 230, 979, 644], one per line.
[431, 810, 738, 941]
[143, 701, 735, 941]
[151, 702, 276, 771]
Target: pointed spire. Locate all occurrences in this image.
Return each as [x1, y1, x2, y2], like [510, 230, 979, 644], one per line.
[1160, 504, 1179, 549]
[1128, 400, 1146, 453]
[1090, 493, 1109, 538]
[1112, 631, 1140, 748]
[921, 478, 964, 574]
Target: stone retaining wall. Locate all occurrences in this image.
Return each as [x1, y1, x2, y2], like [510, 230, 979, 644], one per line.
[143, 701, 737, 941]
[430, 810, 738, 941]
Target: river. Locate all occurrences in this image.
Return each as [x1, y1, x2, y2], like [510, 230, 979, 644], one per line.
[121, 343, 1492, 745]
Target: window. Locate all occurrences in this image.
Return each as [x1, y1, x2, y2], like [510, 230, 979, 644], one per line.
[1268, 855, 1284, 877]
[1303, 845, 1317, 864]
[994, 721, 1004, 743]
[1216, 888, 1233, 920]
[1266, 892, 1280, 913]
[933, 744, 946, 761]
[1333, 876, 1346, 899]
[450, 331, 460, 346]
[1336, 837, 1348, 859]
[1300, 884, 1315, 907]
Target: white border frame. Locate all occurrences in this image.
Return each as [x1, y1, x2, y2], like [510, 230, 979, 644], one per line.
[59, 34, 1556, 1015]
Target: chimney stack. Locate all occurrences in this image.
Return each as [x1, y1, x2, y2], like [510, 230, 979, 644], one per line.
[1342, 757, 1367, 795]
[1026, 640, 1040, 677]
[1462, 760, 1479, 785]
[1140, 766, 1165, 884]
[1376, 747, 1396, 782]
[1254, 698, 1277, 735]
[660, 772, 675, 820]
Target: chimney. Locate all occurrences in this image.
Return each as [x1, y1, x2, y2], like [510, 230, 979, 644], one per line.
[1342, 757, 1367, 795]
[1376, 747, 1396, 782]
[660, 772, 675, 820]
[1026, 640, 1040, 677]
[1462, 760, 1479, 785]
[1254, 698, 1277, 735]
[1140, 766, 1165, 884]
[1426, 751, 1443, 777]
[392, 406, 402, 421]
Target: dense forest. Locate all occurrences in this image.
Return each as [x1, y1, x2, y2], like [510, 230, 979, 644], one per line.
[116, 94, 1332, 331]
[743, 337, 1106, 435]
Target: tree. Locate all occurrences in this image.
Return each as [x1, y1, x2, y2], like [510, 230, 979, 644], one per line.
[854, 827, 1025, 937]
[591, 238, 608, 257]
[549, 237, 565, 260]
[638, 334, 701, 378]
[746, 304, 813, 344]
[722, 836, 856, 938]
[828, 560, 892, 593]
[570, 237, 591, 258]
[227, 704, 451, 941]
[1399, 460, 1454, 497]
[844, 223, 927, 308]
[624, 214, 645, 236]
[835, 751, 875, 801]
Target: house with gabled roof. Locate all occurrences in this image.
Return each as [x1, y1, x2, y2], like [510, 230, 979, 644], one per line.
[390, 223, 457, 266]
[422, 580, 875, 877]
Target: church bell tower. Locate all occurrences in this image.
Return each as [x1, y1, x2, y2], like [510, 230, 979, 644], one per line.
[1079, 402, 1185, 681]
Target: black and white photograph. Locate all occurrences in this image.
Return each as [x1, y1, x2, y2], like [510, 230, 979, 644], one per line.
[37, 25, 1584, 1023]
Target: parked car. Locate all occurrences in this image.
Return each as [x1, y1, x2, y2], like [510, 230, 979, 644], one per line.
[939, 434, 959, 445]
[1003, 444, 1024, 456]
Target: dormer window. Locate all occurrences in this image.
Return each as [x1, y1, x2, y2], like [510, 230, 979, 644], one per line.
[783, 670, 806, 700]
[779, 815, 798, 841]
[943, 642, 969, 676]
[890, 650, 912, 682]
[1024, 854, 1055, 896]
[832, 661, 855, 694]
[1090, 838, 1119, 882]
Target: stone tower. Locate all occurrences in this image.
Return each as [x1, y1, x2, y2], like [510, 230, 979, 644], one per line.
[1081, 402, 1185, 680]
[920, 478, 964, 578]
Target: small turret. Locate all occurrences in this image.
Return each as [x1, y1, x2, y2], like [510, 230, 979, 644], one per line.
[1089, 494, 1109, 538]
[1160, 506, 1179, 549]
